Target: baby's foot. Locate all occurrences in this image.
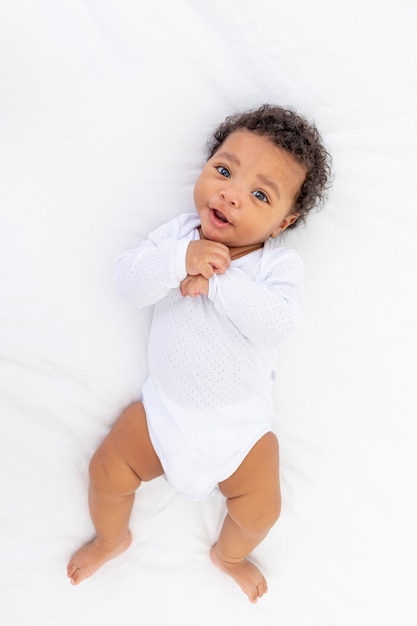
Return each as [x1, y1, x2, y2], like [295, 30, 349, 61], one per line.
[210, 544, 268, 603]
[67, 532, 132, 585]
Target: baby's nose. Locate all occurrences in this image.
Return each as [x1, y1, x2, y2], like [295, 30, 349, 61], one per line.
[219, 186, 240, 207]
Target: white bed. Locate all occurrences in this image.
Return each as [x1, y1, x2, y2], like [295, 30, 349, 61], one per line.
[1, 1, 416, 624]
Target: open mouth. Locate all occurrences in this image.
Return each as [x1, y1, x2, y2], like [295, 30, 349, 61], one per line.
[211, 208, 229, 224]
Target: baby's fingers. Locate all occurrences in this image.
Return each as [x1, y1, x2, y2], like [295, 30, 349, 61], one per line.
[180, 274, 209, 297]
[211, 249, 231, 274]
[180, 277, 188, 296]
[186, 240, 230, 277]
[199, 264, 215, 279]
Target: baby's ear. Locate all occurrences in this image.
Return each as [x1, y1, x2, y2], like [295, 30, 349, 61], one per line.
[271, 214, 299, 237]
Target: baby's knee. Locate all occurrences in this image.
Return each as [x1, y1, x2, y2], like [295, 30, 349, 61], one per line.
[253, 496, 281, 534]
[236, 492, 281, 536]
[88, 446, 123, 492]
[88, 448, 108, 487]
[88, 442, 141, 495]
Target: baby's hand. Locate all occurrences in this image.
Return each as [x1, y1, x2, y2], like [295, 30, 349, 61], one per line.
[180, 274, 209, 297]
[186, 240, 231, 279]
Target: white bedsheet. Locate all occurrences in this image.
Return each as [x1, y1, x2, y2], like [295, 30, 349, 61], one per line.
[1, 1, 416, 624]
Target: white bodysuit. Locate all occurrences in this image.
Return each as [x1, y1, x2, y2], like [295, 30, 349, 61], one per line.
[116, 213, 303, 500]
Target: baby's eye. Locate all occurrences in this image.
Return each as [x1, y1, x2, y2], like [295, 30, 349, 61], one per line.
[216, 165, 231, 178]
[252, 190, 268, 203]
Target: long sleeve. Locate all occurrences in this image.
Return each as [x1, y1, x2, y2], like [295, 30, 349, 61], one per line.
[115, 213, 199, 308]
[207, 247, 303, 346]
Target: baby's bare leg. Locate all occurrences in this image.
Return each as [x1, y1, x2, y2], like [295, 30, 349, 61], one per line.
[67, 402, 163, 585]
[212, 433, 281, 603]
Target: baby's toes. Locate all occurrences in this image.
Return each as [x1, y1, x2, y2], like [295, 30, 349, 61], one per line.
[246, 585, 260, 603]
[69, 565, 85, 585]
[67, 559, 77, 578]
[257, 579, 268, 599]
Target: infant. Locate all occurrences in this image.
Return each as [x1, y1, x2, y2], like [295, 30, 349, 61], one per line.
[67, 104, 331, 603]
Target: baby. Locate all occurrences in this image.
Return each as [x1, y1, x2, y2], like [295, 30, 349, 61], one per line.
[67, 104, 331, 603]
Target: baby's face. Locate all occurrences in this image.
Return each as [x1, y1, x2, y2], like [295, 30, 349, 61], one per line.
[193, 130, 306, 248]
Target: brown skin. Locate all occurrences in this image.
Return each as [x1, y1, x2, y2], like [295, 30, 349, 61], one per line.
[181, 130, 304, 298]
[67, 131, 306, 602]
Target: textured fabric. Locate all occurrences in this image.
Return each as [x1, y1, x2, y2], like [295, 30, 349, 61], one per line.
[116, 213, 304, 499]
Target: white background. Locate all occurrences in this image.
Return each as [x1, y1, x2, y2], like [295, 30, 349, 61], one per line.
[1, 1, 416, 625]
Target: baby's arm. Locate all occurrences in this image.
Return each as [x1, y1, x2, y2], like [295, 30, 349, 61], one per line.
[115, 218, 229, 308]
[116, 235, 189, 307]
[208, 250, 303, 346]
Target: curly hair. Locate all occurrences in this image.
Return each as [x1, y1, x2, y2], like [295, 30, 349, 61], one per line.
[207, 104, 332, 228]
